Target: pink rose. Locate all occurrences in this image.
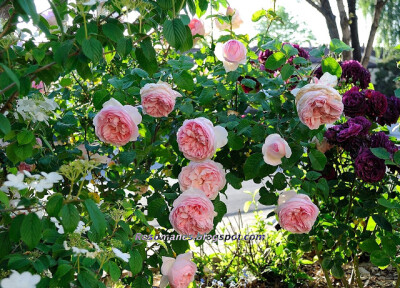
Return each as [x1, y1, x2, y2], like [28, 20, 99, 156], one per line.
[31, 81, 45, 94]
[179, 160, 226, 200]
[93, 98, 142, 147]
[169, 188, 216, 236]
[275, 191, 319, 234]
[160, 252, 197, 288]
[311, 136, 332, 154]
[215, 40, 247, 72]
[262, 134, 292, 166]
[18, 162, 35, 173]
[177, 117, 227, 162]
[140, 82, 181, 117]
[41, 10, 57, 26]
[188, 19, 205, 40]
[215, 7, 243, 30]
[293, 72, 343, 130]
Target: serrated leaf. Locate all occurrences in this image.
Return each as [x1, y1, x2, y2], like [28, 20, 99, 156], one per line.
[252, 9, 267, 22]
[372, 214, 392, 232]
[147, 198, 167, 218]
[102, 23, 124, 42]
[82, 38, 103, 63]
[281, 64, 295, 81]
[360, 238, 380, 253]
[0, 64, 20, 90]
[84, 199, 107, 238]
[0, 114, 11, 136]
[17, 0, 39, 24]
[20, 213, 42, 250]
[61, 204, 80, 233]
[17, 130, 34, 145]
[173, 71, 194, 91]
[243, 153, 264, 180]
[329, 39, 352, 54]
[370, 250, 390, 267]
[226, 173, 242, 189]
[370, 147, 390, 160]
[129, 249, 143, 276]
[321, 57, 342, 78]
[119, 151, 136, 166]
[108, 261, 121, 281]
[273, 172, 287, 190]
[163, 18, 186, 49]
[265, 52, 286, 70]
[0, 191, 9, 208]
[309, 149, 327, 171]
[46, 193, 63, 217]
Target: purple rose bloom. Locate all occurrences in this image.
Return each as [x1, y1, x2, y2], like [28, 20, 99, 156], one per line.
[377, 96, 400, 126]
[342, 86, 367, 117]
[313, 66, 323, 79]
[355, 148, 386, 182]
[364, 90, 388, 119]
[370, 132, 398, 154]
[336, 116, 371, 142]
[341, 60, 371, 89]
[342, 137, 369, 159]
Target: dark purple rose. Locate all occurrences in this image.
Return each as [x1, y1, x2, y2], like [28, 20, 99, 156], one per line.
[347, 116, 371, 135]
[370, 132, 398, 154]
[355, 148, 386, 182]
[377, 96, 400, 126]
[342, 86, 367, 117]
[364, 90, 388, 119]
[238, 76, 261, 93]
[313, 66, 323, 79]
[321, 164, 337, 181]
[341, 60, 371, 89]
[336, 117, 371, 142]
[342, 137, 369, 159]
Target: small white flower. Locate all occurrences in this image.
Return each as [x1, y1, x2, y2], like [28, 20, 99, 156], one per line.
[63, 241, 70, 250]
[72, 247, 89, 255]
[92, 242, 101, 251]
[41, 172, 63, 183]
[30, 179, 53, 192]
[112, 248, 130, 262]
[4, 173, 27, 190]
[51, 217, 64, 234]
[0, 270, 41, 288]
[75, 221, 90, 234]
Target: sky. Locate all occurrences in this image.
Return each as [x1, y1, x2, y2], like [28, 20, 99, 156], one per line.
[34, 0, 373, 47]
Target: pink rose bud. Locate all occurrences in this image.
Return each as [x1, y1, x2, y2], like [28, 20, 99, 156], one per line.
[140, 82, 181, 118]
[188, 19, 205, 38]
[275, 191, 319, 234]
[226, 6, 235, 16]
[160, 252, 197, 288]
[262, 134, 292, 166]
[177, 117, 228, 162]
[31, 81, 45, 94]
[214, 39, 247, 72]
[292, 72, 343, 130]
[215, 7, 243, 30]
[179, 160, 226, 200]
[41, 10, 57, 26]
[169, 188, 216, 236]
[93, 98, 142, 147]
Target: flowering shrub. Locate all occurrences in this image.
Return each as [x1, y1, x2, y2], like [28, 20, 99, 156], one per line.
[0, 0, 399, 287]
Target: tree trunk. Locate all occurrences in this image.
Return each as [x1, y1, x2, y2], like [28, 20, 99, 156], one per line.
[305, 0, 340, 40]
[348, 0, 362, 61]
[361, 0, 388, 67]
[336, 0, 352, 60]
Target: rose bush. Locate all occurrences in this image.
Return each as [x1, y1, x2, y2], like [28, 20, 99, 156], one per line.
[0, 0, 399, 287]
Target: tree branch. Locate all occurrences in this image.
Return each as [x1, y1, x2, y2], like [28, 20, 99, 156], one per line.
[304, 0, 323, 13]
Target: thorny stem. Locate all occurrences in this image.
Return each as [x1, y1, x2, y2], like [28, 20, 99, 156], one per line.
[353, 255, 364, 288]
[313, 242, 334, 288]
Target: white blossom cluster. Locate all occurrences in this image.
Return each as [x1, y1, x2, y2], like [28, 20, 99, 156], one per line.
[0, 270, 40, 288]
[50, 218, 90, 235]
[3, 171, 62, 192]
[14, 96, 59, 124]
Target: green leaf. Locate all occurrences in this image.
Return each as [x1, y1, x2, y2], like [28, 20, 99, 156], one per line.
[372, 214, 392, 232]
[309, 149, 327, 171]
[54, 264, 72, 279]
[259, 187, 278, 205]
[321, 57, 342, 78]
[148, 198, 167, 218]
[0, 191, 9, 208]
[179, 26, 193, 52]
[378, 198, 400, 209]
[329, 39, 352, 54]
[132, 276, 150, 288]
[33, 49, 45, 64]
[264, 52, 286, 70]
[281, 64, 295, 81]
[119, 151, 136, 166]
[54, 40, 74, 66]
[129, 249, 143, 276]
[370, 147, 390, 160]
[61, 204, 80, 233]
[102, 23, 124, 42]
[93, 89, 110, 110]
[306, 171, 321, 181]
[17, 130, 34, 145]
[226, 173, 242, 189]
[321, 257, 334, 270]
[46, 193, 64, 217]
[243, 153, 264, 180]
[309, 46, 326, 58]
[116, 38, 132, 57]
[395, 88, 400, 98]
[228, 132, 244, 150]
[394, 151, 400, 164]
[84, 199, 107, 239]
[173, 71, 194, 91]
[370, 250, 390, 267]
[0, 64, 20, 90]
[17, 0, 39, 24]
[20, 213, 42, 250]
[77, 270, 98, 288]
[241, 78, 256, 89]
[331, 263, 344, 279]
[282, 44, 298, 57]
[252, 9, 267, 22]
[360, 238, 380, 253]
[108, 261, 121, 281]
[273, 172, 287, 190]
[163, 19, 186, 50]
[136, 38, 157, 76]
[0, 114, 11, 136]
[0, 232, 11, 259]
[381, 236, 396, 256]
[213, 199, 227, 224]
[82, 38, 103, 63]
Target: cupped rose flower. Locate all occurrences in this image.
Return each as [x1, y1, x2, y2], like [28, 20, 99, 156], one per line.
[377, 95, 400, 126]
[364, 90, 388, 118]
[169, 188, 216, 236]
[293, 72, 343, 130]
[262, 134, 292, 166]
[275, 191, 319, 234]
[188, 19, 205, 43]
[140, 82, 181, 117]
[160, 252, 197, 288]
[342, 86, 367, 117]
[370, 132, 398, 154]
[93, 98, 142, 147]
[215, 40, 247, 72]
[41, 10, 57, 26]
[214, 6, 243, 31]
[355, 148, 386, 183]
[178, 160, 226, 200]
[177, 117, 228, 162]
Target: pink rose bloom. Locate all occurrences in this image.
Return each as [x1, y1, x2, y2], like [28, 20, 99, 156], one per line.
[18, 162, 35, 173]
[215, 40, 247, 72]
[93, 98, 142, 147]
[140, 82, 181, 117]
[177, 117, 227, 162]
[293, 72, 343, 130]
[262, 134, 292, 166]
[311, 136, 332, 154]
[179, 160, 226, 200]
[160, 252, 197, 288]
[41, 10, 57, 26]
[188, 19, 205, 41]
[215, 6, 243, 30]
[275, 191, 319, 234]
[31, 81, 45, 94]
[169, 188, 216, 236]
